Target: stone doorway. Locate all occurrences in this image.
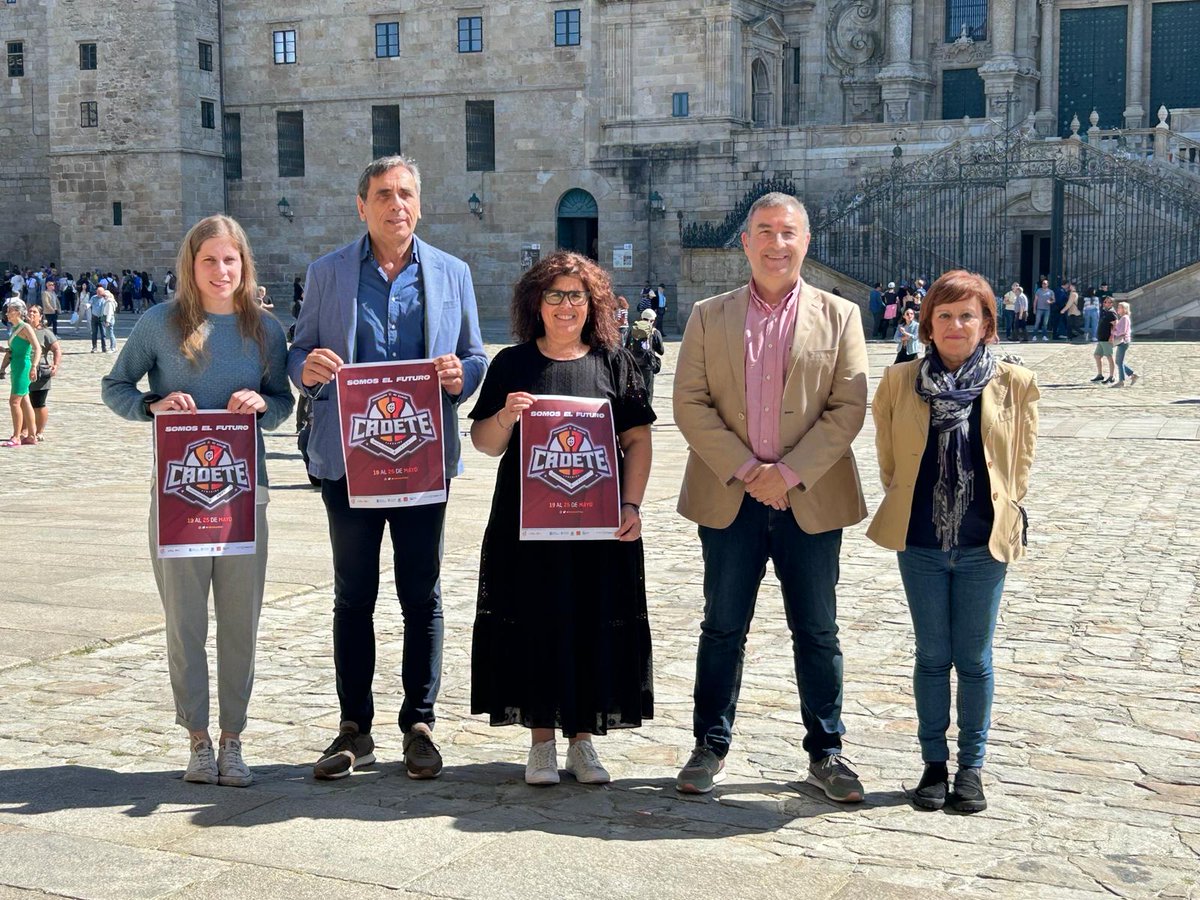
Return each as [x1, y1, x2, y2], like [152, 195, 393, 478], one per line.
[556, 188, 598, 261]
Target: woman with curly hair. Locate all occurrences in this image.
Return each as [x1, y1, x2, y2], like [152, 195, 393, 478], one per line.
[469, 250, 655, 786]
[101, 215, 293, 787]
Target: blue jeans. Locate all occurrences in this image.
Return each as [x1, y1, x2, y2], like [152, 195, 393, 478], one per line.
[896, 545, 1007, 767]
[1002, 309, 1015, 340]
[1083, 308, 1099, 342]
[693, 495, 846, 761]
[1115, 342, 1134, 382]
[1033, 308, 1050, 337]
[91, 316, 107, 351]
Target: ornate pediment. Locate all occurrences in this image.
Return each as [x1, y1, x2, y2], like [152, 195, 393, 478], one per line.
[747, 14, 789, 44]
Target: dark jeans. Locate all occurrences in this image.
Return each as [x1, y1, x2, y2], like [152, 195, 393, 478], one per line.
[693, 495, 846, 761]
[45, 313, 58, 335]
[872, 312, 888, 340]
[321, 477, 446, 735]
[896, 545, 1007, 767]
[1002, 309, 1014, 340]
[91, 316, 107, 350]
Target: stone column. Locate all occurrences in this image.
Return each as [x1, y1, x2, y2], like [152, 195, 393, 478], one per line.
[992, 0, 1017, 58]
[980, 0, 1027, 118]
[886, 0, 913, 66]
[876, 0, 931, 122]
[1034, 0, 1056, 135]
[1124, 0, 1146, 128]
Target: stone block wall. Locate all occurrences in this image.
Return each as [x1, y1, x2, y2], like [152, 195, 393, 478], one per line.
[0, 1, 54, 268]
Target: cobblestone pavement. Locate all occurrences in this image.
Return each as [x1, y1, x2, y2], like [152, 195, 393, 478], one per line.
[0, 316, 1197, 900]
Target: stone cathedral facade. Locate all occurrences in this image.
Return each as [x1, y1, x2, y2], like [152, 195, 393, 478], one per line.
[2, 0, 1197, 323]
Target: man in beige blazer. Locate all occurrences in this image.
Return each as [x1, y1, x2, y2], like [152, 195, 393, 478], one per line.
[673, 193, 869, 800]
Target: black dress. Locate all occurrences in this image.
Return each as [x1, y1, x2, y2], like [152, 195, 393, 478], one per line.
[468, 341, 656, 736]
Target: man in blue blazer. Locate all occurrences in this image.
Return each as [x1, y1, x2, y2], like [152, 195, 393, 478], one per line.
[288, 156, 487, 781]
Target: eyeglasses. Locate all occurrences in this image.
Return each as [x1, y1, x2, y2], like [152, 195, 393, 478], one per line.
[542, 290, 590, 307]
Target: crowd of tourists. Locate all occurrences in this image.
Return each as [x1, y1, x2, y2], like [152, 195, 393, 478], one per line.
[867, 274, 1139, 386]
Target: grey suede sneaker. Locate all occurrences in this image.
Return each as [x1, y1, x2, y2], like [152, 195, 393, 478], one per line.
[676, 745, 726, 794]
[807, 754, 865, 803]
[313, 721, 376, 780]
[402, 726, 443, 780]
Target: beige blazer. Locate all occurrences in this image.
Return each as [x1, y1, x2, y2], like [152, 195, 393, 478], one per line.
[865, 359, 1039, 562]
[673, 281, 869, 533]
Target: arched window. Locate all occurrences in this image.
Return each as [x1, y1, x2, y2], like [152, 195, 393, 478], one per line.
[752, 59, 772, 127]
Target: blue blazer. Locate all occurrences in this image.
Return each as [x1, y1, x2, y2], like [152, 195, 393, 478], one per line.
[286, 234, 488, 480]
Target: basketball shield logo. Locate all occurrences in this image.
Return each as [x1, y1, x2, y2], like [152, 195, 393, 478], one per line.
[163, 439, 253, 510]
[348, 390, 437, 461]
[527, 423, 612, 496]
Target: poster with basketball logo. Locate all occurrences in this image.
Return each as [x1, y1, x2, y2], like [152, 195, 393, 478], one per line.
[337, 359, 446, 508]
[154, 411, 258, 558]
[519, 395, 621, 541]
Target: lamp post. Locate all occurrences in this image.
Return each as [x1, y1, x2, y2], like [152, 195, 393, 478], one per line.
[468, 193, 483, 219]
[277, 197, 294, 221]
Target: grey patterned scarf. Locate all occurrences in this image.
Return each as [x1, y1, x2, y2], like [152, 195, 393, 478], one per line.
[913, 343, 997, 550]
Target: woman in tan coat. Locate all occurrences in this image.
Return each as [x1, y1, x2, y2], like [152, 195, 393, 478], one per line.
[867, 270, 1038, 814]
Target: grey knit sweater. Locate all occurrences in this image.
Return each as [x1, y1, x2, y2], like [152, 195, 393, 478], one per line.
[101, 302, 294, 486]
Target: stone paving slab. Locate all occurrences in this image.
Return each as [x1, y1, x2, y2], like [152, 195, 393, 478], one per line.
[0, 321, 1197, 899]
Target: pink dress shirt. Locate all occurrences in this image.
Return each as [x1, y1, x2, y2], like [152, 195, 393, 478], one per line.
[733, 278, 802, 489]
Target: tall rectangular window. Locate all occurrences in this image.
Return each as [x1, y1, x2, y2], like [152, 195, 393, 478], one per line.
[554, 9, 580, 46]
[465, 99, 495, 172]
[375, 22, 399, 58]
[201, 100, 216, 129]
[942, 68, 986, 119]
[198, 41, 213, 71]
[371, 104, 402, 158]
[672, 92, 689, 117]
[945, 0, 988, 42]
[458, 16, 483, 53]
[273, 29, 296, 64]
[223, 113, 242, 181]
[277, 110, 305, 177]
[7, 41, 24, 77]
[79, 42, 97, 71]
[80, 101, 98, 128]
[793, 47, 802, 85]
[112, 202, 123, 226]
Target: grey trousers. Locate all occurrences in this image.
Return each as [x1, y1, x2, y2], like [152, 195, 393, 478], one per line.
[148, 502, 269, 733]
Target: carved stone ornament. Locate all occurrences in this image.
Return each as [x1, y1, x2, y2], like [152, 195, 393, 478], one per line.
[827, 0, 883, 75]
[935, 39, 989, 64]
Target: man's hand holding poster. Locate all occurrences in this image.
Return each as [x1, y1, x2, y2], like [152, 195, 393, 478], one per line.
[155, 411, 257, 558]
[337, 359, 446, 508]
[519, 395, 620, 540]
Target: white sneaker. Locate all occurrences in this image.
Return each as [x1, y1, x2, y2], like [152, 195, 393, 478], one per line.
[184, 739, 218, 784]
[525, 739, 560, 785]
[217, 737, 253, 787]
[565, 740, 611, 784]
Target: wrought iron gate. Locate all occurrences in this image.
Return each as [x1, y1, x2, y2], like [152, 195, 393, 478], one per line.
[681, 126, 1200, 293]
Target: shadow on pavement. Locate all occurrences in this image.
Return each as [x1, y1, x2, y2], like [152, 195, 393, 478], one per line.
[0, 763, 910, 840]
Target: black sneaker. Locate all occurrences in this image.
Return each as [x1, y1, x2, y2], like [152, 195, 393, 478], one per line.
[402, 726, 443, 779]
[912, 762, 948, 810]
[1103, 377, 1114, 384]
[807, 754, 865, 803]
[676, 745, 726, 794]
[950, 766, 987, 813]
[1090, 375, 1105, 383]
[313, 721, 375, 780]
